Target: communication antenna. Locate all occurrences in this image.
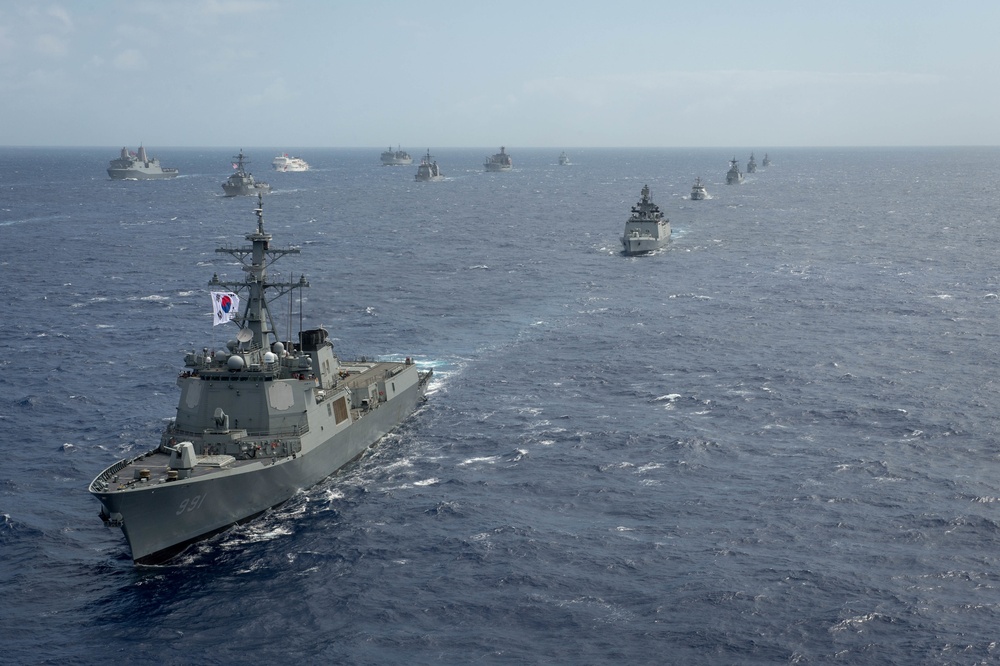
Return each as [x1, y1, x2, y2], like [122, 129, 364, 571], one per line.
[236, 328, 252, 348]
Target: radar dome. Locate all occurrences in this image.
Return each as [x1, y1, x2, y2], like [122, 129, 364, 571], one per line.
[272, 342, 285, 356]
[263, 352, 278, 365]
[214, 350, 228, 363]
[227, 355, 245, 371]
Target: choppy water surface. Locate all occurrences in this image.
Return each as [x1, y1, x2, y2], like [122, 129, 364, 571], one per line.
[3, 146, 1000, 664]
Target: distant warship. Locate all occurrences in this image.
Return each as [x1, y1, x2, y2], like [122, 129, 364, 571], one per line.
[107, 145, 178, 180]
[747, 152, 757, 173]
[381, 146, 413, 166]
[726, 157, 744, 185]
[621, 184, 670, 255]
[762, 153, 771, 167]
[484, 146, 512, 171]
[222, 150, 271, 196]
[690, 177, 708, 201]
[414, 150, 444, 182]
[90, 195, 432, 564]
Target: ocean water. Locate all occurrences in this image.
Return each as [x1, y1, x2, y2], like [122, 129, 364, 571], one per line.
[3, 146, 1000, 664]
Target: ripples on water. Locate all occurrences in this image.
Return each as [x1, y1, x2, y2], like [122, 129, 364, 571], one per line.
[3, 147, 1000, 663]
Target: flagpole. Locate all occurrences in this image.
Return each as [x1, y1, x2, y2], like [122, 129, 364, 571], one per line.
[211, 292, 216, 357]
[287, 271, 293, 352]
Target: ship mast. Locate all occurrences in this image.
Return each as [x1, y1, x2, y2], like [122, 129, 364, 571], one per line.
[232, 149, 249, 174]
[209, 194, 309, 356]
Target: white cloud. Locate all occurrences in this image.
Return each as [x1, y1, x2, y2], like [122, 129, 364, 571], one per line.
[201, 0, 273, 16]
[113, 49, 148, 71]
[0, 23, 12, 60]
[34, 33, 68, 58]
[523, 70, 940, 106]
[46, 6, 73, 32]
[238, 76, 291, 106]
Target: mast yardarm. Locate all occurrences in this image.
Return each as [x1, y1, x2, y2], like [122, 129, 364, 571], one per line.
[208, 194, 309, 353]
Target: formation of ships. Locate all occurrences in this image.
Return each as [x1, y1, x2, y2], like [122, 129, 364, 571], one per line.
[105, 145, 539, 193]
[618, 150, 770, 255]
[106, 144, 773, 257]
[106, 146, 767, 186]
[95, 143, 773, 561]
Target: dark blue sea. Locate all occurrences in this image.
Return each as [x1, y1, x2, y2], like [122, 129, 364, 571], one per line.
[3, 146, 1000, 664]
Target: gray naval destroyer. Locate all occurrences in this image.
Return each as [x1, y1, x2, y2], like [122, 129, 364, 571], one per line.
[621, 184, 670, 255]
[690, 177, 708, 201]
[222, 150, 271, 197]
[90, 196, 432, 564]
[726, 157, 744, 185]
[414, 149, 444, 182]
[107, 145, 179, 180]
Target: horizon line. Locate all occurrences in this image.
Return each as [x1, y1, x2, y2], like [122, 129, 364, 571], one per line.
[2, 144, 998, 150]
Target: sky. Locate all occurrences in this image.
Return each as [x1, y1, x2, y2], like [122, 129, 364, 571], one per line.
[1, 0, 999, 148]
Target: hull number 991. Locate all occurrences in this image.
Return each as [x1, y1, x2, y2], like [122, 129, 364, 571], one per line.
[176, 494, 207, 515]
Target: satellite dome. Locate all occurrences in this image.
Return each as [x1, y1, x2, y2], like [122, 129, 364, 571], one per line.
[227, 355, 245, 371]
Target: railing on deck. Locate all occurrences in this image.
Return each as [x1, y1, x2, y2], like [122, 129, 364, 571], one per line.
[164, 420, 310, 440]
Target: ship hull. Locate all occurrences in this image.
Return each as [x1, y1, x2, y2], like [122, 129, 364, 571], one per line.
[222, 181, 271, 197]
[108, 168, 178, 180]
[622, 224, 670, 255]
[622, 236, 668, 255]
[222, 186, 271, 197]
[92, 379, 427, 563]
